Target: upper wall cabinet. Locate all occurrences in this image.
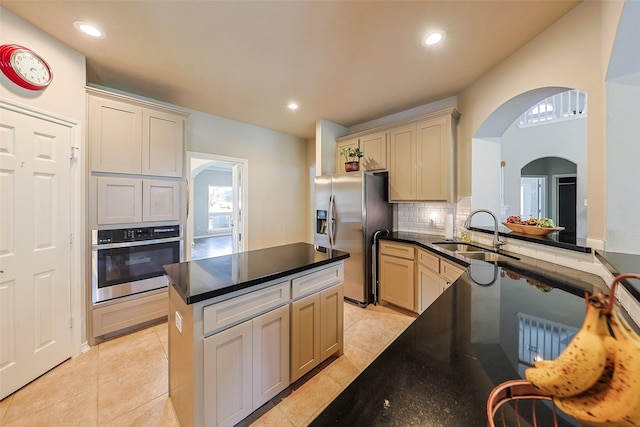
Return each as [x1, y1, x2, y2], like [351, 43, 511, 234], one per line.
[360, 131, 387, 171]
[88, 89, 188, 178]
[388, 108, 460, 202]
[335, 131, 387, 173]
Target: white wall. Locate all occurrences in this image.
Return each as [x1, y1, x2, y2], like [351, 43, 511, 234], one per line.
[315, 118, 348, 176]
[471, 138, 501, 227]
[186, 110, 309, 250]
[606, 81, 640, 253]
[458, 0, 625, 244]
[605, 0, 640, 254]
[501, 117, 587, 237]
[0, 9, 86, 122]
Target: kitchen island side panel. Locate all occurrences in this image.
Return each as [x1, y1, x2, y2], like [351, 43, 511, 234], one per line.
[169, 285, 206, 427]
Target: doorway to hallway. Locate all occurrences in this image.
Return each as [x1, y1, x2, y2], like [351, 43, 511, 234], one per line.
[186, 152, 248, 261]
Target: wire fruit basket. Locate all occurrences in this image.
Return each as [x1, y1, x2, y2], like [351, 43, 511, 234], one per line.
[487, 379, 583, 427]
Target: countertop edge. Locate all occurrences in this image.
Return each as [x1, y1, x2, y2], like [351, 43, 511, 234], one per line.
[595, 250, 640, 301]
[164, 243, 350, 305]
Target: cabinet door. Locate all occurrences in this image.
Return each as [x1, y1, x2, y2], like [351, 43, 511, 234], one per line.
[89, 95, 142, 174]
[418, 264, 446, 314]
[336, 138, 359, 173]
[142, 179, 180, 222]
[203, 320, 253, 427]
[320, 284, 343, 361]
[361, 131, 387, 171]
[416, 116, 451, 201]
[252, 305, 290, 409]
[290, 292, 321, 382]
[142, 108, 184, 177]
[96, 176, 142, 224]
[379, 254, 415, 311]
[388, 124, 416, 201]
[441, 260, 464, 286]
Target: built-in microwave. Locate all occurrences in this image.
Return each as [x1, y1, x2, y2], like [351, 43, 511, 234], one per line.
[91, 225, 183, 305]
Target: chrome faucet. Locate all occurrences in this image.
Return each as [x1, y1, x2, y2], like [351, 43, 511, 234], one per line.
[463, 209, 504, 251]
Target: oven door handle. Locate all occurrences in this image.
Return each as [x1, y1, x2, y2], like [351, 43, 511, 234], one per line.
[93, 237, 182, 250]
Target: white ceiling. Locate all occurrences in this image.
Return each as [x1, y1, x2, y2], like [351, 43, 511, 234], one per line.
[2, 1, 581, 140]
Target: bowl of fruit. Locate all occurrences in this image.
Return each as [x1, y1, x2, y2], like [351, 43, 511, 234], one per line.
[502, 216, 565, 236]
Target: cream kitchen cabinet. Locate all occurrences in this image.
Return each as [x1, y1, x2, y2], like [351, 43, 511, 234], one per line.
[360, 131, 387, 171]
[96, 176, 180, 224]
[88, 88, 187, 178]
[335, 131, 387, 173]
[167, 250, 345, 427]
[203, 303, 290, 427]
[379, 241, 416, 311]
[388, 108, 459, 202]
[290, 265, 344, 382]
[379, 241, 465, 314]
[290, 284, 343, 382]
[417, 248, 465, 314]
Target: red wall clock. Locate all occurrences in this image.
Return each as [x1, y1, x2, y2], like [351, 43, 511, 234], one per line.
[0, 44, 53, 90]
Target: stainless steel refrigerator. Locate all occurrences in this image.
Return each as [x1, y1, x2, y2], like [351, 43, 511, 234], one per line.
[314, 171, 393, 306]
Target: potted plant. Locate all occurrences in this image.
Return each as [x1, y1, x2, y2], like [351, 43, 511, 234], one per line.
[340, 147, 364, 172]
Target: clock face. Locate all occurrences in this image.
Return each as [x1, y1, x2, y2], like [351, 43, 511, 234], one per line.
[11, 50, 51, 87]
[0, 44, 53, 90]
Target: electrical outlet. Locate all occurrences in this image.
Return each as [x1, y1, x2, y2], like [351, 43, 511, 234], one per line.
[175, 311, 183, 333]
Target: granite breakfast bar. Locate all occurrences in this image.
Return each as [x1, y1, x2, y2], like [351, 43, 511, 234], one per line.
[163, 242, 349, 427]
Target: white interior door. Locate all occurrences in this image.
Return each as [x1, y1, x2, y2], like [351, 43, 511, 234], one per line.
[520, 176, 546, 219]
[231, 163, 243, 253]
[0, 107, 72, 400]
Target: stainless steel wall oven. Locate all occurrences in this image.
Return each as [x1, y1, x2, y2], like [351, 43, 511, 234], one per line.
[91, 225, 183, 304]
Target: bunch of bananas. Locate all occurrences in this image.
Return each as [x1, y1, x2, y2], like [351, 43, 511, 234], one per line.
[524, 292, 640, 426]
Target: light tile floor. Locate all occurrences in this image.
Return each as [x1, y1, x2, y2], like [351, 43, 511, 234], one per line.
[0, 302, 414, 427]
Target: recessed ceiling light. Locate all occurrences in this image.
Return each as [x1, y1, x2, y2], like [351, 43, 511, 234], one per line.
[422, 30, 446, 46]
[287, 102, 299, 110]
[73, 21, 106, 38]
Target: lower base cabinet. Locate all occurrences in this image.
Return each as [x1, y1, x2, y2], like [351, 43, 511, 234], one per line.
[168, 261, 345, 427]
[91, 289, 167, 338]
[291, 283, 344, 382]
[417, 248, 465, 314]
[418, 264, 447, 312]
[379, 242, 466, 314]
[203, 304, 289, 427]
[379, 242, 416, 311]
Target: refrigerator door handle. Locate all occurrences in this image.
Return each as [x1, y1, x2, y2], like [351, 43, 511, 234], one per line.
[372, 229, 390, 305]
[328, 195, 336, 247]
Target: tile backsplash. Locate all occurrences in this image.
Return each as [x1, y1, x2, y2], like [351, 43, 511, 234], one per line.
[396, 202, 455, 234]
[395, 197, 471, 236]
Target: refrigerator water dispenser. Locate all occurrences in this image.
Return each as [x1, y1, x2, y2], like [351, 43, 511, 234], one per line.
[316, 210, 327, 234]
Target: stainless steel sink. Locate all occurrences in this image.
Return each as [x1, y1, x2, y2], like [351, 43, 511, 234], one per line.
[433, 241, 520, 262]
[456, 251, 519, 262]
[432, 242, 485, 252]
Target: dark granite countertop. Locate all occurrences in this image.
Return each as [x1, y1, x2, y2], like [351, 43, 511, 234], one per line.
[163, 242, 349, 304]
[469, 225, 591, 253]
[381, 232, 606, 295]
[595, 250, 640, 300]
[313, 269, 612, 426]
[312, 232, 621, 426]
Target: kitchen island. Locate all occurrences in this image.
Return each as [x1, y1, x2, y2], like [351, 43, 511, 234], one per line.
[163, 242, 349, 427]
[313, 233, 622, 426]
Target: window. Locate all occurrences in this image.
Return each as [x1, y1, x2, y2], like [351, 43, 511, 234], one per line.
[208, 185, 233, 232]
[518, 90, 587, 127]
